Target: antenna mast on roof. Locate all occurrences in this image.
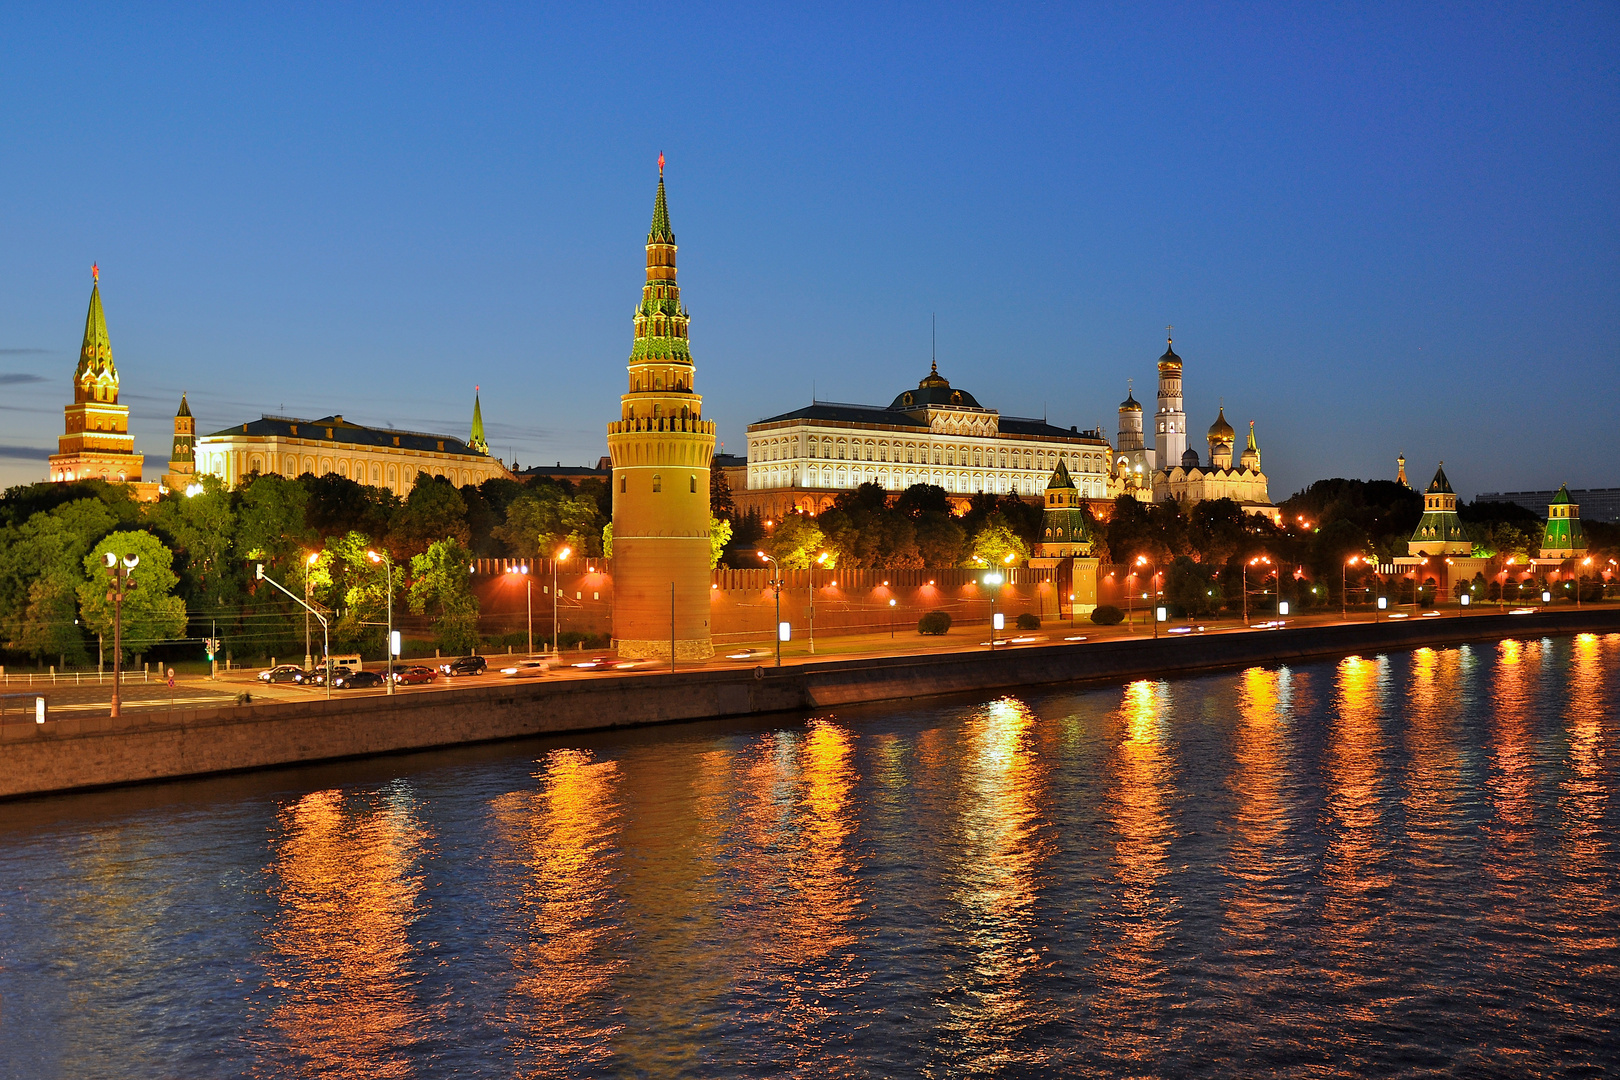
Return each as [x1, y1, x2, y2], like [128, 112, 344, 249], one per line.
[932, 313, 936, 367]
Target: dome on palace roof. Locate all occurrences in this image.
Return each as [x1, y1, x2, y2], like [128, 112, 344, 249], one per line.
[888, 362, 983, 411]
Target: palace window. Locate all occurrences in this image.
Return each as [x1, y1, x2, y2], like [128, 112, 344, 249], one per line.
[690, 475, 697, 493]
[620, 476, 627, 493]
[653, 474, 662, 492]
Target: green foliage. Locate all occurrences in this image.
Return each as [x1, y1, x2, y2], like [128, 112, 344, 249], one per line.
[894, 484, 951, 518]
[0, 479, 140, 529]
[390, 474, 471, 557]
[710, 515, 732, 569]
[914, 512, 967, 568]
[149, 474, 239, 613]
[1015, 612, 1041, 630]
[236, 473, 313, 562]
[1090, 604, 1124, 625]
[966, 514, 1029, 568]
[77, 531, 188, 661]
[0, 498, 121, 663]
[601, 521, 613, 559]
[710, 462, 735, 519]
[493, 483, 604, 559]
[761, 514, 826, 569]
[917, 610, 952, 635]
[1165, 555, 1221, 617]
[408, 537, 480, 654]
[302, 472, 397, 540]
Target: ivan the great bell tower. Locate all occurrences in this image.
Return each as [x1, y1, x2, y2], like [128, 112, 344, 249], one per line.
[606, 158, 716, 659]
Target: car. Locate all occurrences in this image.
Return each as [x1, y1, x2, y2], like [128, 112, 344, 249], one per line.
[258, 664, 305, 684]
[441, 655, 488, 677]
[571, 655, 643, 672]
[722, 647, 772, 662]
[333, 669, 385, 689]
[302, 664, 354, 687]
[390, 664, 438, 686]
[499, 660, 550, 679]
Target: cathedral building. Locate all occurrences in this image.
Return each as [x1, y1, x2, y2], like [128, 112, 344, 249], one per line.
[740, 364, 1112, 519]
[606, 160, 716, 659]
[47, 268, 151, 495]
[1115, 333, 1278, 522]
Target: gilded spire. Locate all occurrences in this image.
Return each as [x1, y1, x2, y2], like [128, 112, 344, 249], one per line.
[469, 386, 489, 455]
[176, 392, 192, 418]
[77, 273, 115, 381]
[649, 166, 675, 245]
[632, 163, 691, 365]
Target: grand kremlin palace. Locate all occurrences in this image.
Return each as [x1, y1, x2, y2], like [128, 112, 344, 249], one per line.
[739, 364, 1112, 517]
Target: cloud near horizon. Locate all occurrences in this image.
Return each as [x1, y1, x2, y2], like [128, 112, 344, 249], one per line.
[0, 444, 52, 461]
[0, 373, 49, 385]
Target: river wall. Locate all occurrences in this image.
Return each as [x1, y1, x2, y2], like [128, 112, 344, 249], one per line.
[4, 608, 1617, 800]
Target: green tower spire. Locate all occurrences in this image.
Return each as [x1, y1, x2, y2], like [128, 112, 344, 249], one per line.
[74, 267, 118, 402]
[1036, 459, 1093, 555]
[631, 159, 692, 365]
[1408, 462, 1470, 554]
[469, 388, 489, 455]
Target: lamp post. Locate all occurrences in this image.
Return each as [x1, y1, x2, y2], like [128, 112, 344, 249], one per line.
[810, 550, 829, 655]
[102, 551, 138, 718]
[304, 551, 319, 671]
[983, 571, 1004, 650]
[1343, 555, 1362, 621]
[1135, 555, 1161, 639]
[367, 550, 395, 695]
[889, 596, 897, 638]
[551, 546, 571, 659]
[758, 550, 783, 666]
[1244, 555, 1271, 626]
[257, 563, 331, 699]
[1413, 557, 1426, 616]
[507, 563, 533, 654]
[1578, 556, 1591, 608]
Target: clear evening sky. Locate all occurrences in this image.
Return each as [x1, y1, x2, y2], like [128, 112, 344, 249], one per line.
[2, 4, 1615, 498]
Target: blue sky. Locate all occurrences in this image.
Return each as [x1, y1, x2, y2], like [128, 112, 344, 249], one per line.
[2, 3, 1616, 498]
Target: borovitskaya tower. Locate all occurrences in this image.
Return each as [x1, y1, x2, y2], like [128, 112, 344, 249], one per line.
[606, 159, 716, 659]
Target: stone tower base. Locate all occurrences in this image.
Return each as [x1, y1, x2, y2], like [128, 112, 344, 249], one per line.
[616, 637, 715, 661]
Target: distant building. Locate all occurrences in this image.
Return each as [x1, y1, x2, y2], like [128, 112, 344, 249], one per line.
[160, 394, 197, 494]
[518, 457, 613, 485]
[195, 393, 510, 495]
[47, 268, 153, 497]
[741, 363, 1112, 519]
[1476, 486, 1620, 524]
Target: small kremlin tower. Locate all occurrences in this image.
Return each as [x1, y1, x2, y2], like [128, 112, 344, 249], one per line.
[606, 158, 717, 659]
[48, 266, 145, 485]
[1538, 485, 1587, 560]
[469, 388, 489, 455]
[1030, 460, 1101, 617]
[161, 393, 196, 493]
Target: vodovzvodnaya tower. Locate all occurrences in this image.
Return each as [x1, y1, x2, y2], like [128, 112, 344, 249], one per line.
[607, 160, 716, 659]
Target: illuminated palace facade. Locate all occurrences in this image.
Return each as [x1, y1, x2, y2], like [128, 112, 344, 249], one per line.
[740, 364, 1112, 518]
[194, 392, 510, 495]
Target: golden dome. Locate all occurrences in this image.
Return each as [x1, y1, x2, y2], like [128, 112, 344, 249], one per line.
[1208, 405, 1235, 441]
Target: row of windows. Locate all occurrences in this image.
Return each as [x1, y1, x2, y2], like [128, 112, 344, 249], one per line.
[630, 371, 690, 392]
[750, 465, 1108, 498]
[752, 435, 1105, 473]
[201, 453, 491, 490]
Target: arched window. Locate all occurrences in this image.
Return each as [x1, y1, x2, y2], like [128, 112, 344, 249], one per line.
[620, 475, 627, 493]
[652, 474, 662, 492]
[690, 475, 697, 493]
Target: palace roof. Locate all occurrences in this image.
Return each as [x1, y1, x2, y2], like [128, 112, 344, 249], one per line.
[206, 414, 487, 457]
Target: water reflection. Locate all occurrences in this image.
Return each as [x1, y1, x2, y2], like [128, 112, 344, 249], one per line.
[1090, 680, 1178, 1063]
[489, 748, 624, 1073]
[1224, 667, 1297, 959]
[261, 785, 430, 1077]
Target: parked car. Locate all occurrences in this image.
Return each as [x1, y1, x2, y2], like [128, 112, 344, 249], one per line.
[390, 664, 438, 686]
[334, 669, 385, 690]
[499, 660, 550, 679]
[303, 664, 354, 687]
[258, 664, 305, 684]
[441, 655, 488, 677]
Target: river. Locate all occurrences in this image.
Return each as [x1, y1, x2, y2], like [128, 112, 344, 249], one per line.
[2, 633, 1616, 1077]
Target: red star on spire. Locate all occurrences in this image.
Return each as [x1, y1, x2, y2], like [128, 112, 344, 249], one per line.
[658, 151, 665, 175]
[92, 263, 99, 283]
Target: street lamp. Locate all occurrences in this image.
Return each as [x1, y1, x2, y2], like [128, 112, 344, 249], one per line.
[552, 546, 571, 659]
[889, 596, 897, 638]
[257, 563, 330, 699]
[1244, 555, 1271, 625]
[983, 571, 1004, 650]
[367, 550, 395, 694]
[758, 550, 783, 666]
[809, 550, 830, 655]
[304, 551, 319, 671]
[102, 551, 138, 718]
[1343, 555, 1362, 621]
[507, 563, 534, 655]
[1135, 556, 1161, 639]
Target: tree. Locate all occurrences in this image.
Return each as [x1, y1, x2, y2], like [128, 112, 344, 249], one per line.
[493, 484, 603, 559]
[710, 460, 735, 519]
[301, 472, 397, 540]
[915, 512, 967, 568]
[967, 514, 1029, 568]
[390, 474, 471, 557]
[710, 516, 732, 569]
[819, 483, 920, 568]
[761, 514, 827, 569]
[0, 499, 120, 664]
[149, 474, 239, 613]
[236, 473, 313, 563]
[408, 538, 480, 654]
[894, 483, 951, 518]
[77, 531, 188, 662]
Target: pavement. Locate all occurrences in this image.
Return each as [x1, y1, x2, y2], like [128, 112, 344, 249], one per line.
[3, 600, 1607, 719]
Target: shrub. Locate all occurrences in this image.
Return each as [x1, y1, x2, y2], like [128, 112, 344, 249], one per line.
[1015, 613, 1041, 630]
[1090, 604, 1124, 626]
[917, 610, 952, 635]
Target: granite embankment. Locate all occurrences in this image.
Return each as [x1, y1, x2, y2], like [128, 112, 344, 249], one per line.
[4, 608, 1618, 799]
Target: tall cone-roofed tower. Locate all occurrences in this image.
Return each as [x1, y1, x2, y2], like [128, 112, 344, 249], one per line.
[607, 160, 716, 659]
[161, 393, 196, 492]
[49, 267, 145, 484]
[1153, 332, 1187, 473]
[469, 388, 489, 455]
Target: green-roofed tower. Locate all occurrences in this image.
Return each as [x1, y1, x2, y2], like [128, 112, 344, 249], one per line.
[469, 388, 489, 455]
[1538, 485, 1587, 560]
[163, 393, 196, 493]
[1035, 460, 1094, 557]
[1407, 462, 1471, 556]
[50, 265, 145, 485]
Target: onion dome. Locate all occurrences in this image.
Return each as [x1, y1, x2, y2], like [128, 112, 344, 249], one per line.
[1181, 447, 1200, 468]
[1208, 405, 1234, 441]
[1158, 334, 1182, 373]
[1119, 390, 1142, 413]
